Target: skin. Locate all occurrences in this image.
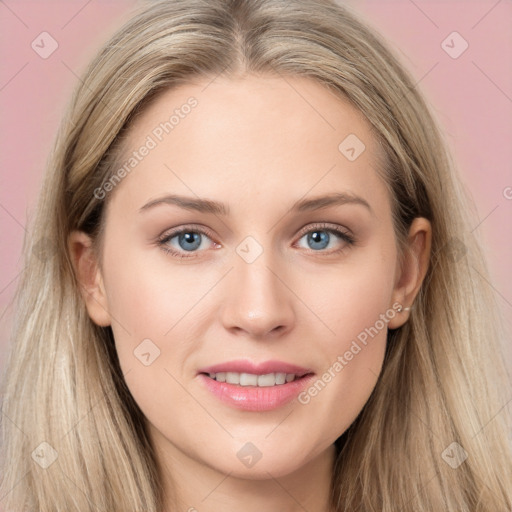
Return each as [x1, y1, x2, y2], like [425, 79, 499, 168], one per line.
[70, 74, 431, 512]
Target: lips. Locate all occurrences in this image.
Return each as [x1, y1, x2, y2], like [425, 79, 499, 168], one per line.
[198, 359, 312, 377]
[197, 359, 315, 411]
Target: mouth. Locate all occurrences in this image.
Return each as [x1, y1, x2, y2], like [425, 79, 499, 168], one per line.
[197, 360, 315, 411]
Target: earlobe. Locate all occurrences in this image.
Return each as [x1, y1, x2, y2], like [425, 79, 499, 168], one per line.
[387, 217, 432, 329]
[68, 231, 111, 327]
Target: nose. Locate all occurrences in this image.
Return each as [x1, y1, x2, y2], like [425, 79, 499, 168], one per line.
[220, 251, 296, 340]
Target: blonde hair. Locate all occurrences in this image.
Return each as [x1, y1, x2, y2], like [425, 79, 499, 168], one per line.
[1, 0, 511, 510]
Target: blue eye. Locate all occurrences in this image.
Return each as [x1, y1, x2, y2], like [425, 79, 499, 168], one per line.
[174, 232, 203, 251]
[159, 229, 212, 256]
[296, 226, 354, 252]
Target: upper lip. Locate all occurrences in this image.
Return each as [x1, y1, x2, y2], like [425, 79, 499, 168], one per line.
[198, 359, 313, 377]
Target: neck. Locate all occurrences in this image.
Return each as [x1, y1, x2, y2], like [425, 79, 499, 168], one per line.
[156, 439, 337, 512]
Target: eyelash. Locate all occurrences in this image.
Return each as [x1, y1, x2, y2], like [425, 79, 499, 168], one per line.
[156, 223, 356, 259]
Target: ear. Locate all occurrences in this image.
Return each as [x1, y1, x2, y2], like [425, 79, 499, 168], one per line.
[387, 217, 432, 329]
[68, 231, 111, 327]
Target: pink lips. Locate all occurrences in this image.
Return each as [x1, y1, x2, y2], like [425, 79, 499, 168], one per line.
[198, 359, 312, 377]
[197, 359, 315, 412]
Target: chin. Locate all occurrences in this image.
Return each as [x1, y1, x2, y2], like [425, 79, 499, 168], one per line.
[197, 437, 322, 480]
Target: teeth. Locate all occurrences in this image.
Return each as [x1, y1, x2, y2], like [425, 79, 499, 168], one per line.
[275, 372, 286, 385]
[257, 373, 275, 387]
[239, 373, 258, 386]
[207, 372, 298, 386]
[226, 372, 240, 385]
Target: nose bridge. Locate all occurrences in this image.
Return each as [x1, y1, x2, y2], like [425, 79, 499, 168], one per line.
[220, 236, 295, 337]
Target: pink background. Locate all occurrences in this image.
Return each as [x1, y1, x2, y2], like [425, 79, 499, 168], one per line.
[1, 0, 511, 375]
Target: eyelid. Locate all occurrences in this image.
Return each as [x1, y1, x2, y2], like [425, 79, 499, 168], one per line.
[295, 222, 353, 240]
[156, 223, 217, 244]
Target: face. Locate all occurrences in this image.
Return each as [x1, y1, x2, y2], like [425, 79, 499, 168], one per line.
[76, 74, 425, 481]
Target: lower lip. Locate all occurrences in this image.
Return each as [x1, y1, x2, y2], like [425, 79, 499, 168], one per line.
[198, 373, 315, 411]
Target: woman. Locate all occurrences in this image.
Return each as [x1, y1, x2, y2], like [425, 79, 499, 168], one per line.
[1, 0, 511, 510]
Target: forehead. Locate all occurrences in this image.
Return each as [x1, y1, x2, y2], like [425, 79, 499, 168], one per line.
[108, 74, 389, 215]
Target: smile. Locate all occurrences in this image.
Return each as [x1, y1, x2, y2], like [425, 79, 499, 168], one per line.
[197, 360, 315, 411]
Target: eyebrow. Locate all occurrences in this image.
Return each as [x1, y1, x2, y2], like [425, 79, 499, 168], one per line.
[139, 192, 373, 216]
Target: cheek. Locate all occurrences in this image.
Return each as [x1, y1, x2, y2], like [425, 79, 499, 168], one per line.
[100, 246, 217, 411]
[297, 239, 397, 347]
[102, 244, 207, 338]
[102, 255, 193, 428]
[292, 242, 396, 430]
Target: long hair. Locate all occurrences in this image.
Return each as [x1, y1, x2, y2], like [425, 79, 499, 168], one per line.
[1, 1, 511, 510]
